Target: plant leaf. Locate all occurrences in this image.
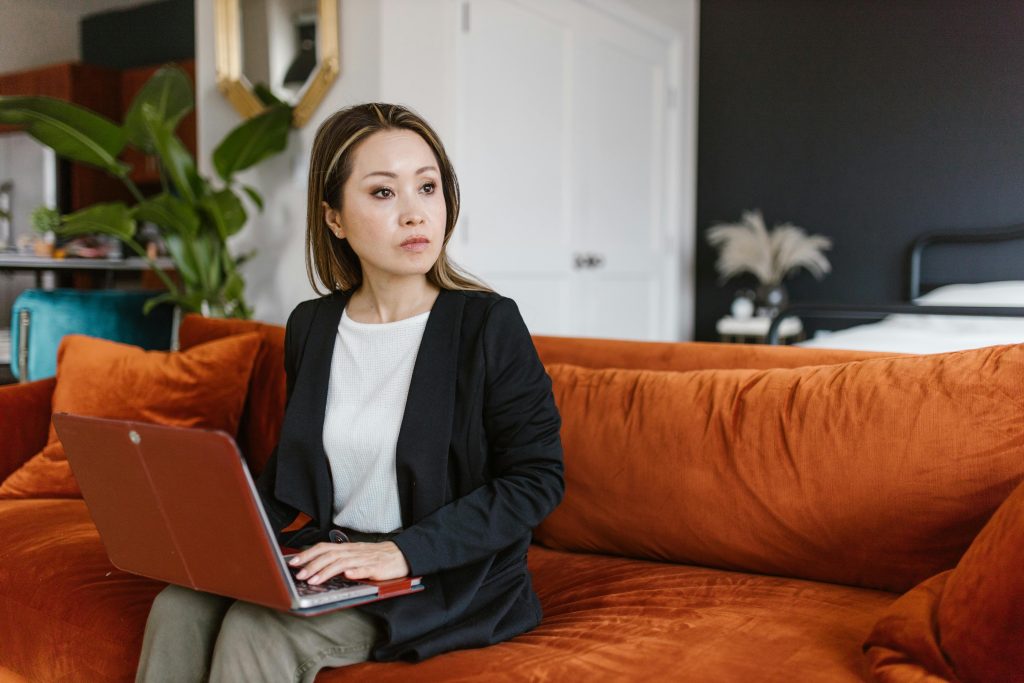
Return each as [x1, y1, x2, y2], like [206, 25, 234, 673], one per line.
[252, 83, 286, 107]
[140, 291, 179, 315]
[141, 102, 199, 203]
[57, 202, 136, 242]
[234, 247, 258, 267]
[164, 232, 201, 288]
[184, 230, 222, 294]
[212, 103, 292, 182]
[201, 233, 223, 292]
[132, 193, 200, 240]
[124, 65, 194, 153]
[240, 184, 264, 212]
[143, 289, 206, 315]
[222, 269, 245, 301]
[0, 96, 128, 175]
[200, 188, 247, 240]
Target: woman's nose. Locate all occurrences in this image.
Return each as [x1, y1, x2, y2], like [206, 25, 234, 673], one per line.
[398, 190, 428, 225]
[400, 205, 426, 226]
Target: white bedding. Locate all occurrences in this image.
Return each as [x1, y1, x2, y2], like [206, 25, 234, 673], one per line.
[796, 281, 1024, 354]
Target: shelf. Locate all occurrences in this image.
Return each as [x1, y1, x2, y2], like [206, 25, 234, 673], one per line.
[0, 255, 175, 271]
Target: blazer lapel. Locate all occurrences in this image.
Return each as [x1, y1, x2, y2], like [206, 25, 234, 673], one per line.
[273, 290, 347, 527]
[274, 287, 463, 533]
[395, 288, 463, 527]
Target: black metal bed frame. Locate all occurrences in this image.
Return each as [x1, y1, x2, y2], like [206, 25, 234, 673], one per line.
[766, 223, 1024, 345]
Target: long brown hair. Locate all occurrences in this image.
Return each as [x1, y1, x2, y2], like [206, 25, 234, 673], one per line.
[305, 102, 494, 296]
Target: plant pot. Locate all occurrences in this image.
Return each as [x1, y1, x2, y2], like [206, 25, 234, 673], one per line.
[32, 241, 54, 257]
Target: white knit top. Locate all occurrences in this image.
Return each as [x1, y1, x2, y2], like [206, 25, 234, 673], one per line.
[322, 304, 430, 533]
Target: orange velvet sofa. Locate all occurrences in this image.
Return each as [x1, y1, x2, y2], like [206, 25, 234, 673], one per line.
[2, 312, 1022, 683]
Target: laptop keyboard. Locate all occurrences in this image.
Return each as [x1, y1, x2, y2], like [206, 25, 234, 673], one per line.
[288, 564, 363, 596]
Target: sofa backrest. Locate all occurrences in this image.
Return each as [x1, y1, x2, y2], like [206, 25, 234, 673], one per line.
[177, 315, 884, 477]
[534, 345, 1024, 593]
[533, 334, 895, 371]
[183, 310, 1002, 594]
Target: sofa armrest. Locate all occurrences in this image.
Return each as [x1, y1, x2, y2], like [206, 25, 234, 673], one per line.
[0, 378, 55, 483]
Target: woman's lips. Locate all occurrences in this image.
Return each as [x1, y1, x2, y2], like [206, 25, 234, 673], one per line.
[401, 239, 429, 252]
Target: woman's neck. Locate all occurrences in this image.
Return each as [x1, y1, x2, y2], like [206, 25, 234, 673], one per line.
[346, 279, 441, 324]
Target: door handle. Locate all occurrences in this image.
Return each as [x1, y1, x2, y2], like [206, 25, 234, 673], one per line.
[573, 253, 605, 269]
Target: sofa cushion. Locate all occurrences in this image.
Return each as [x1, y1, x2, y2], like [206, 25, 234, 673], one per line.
[326, 544, 895, 682]
[865, 476, 1024, 683]
[0, 332, 262, 499]
[0, 500, 165, 681]
[0, 501, 895, 683]
[535, 344, 1024, 594]
[177, 313, 287, 477]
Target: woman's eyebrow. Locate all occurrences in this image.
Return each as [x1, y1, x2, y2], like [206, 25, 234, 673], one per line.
[362, 166, 438, 180]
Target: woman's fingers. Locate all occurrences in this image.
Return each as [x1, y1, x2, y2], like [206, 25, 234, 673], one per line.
[305, 557, 354, 584]
[295, 549, 357, 581]
[293, 542, 400, 583]
[288, 541, 338, 568]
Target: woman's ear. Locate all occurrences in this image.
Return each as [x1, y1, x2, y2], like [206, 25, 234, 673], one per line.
[322, 201, 345, 239]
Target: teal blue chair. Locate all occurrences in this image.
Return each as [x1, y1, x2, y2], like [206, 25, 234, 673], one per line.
[11, 289, 176, 382]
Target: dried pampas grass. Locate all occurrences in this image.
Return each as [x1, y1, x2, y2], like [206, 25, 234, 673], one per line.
[707, 210, 832, 286]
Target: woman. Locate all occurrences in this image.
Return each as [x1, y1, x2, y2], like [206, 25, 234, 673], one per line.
[135, 102, 565, 682]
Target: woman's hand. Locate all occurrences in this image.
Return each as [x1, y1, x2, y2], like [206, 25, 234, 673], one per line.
[288, 541, 410, 584]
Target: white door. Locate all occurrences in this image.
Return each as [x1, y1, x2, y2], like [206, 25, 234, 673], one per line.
[448, 0, 693, 340]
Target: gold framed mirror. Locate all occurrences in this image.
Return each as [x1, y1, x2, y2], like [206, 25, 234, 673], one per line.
[214, 0, 340, 128]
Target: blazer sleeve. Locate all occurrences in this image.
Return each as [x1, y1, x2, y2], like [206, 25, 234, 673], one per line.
[392, 297, 565, 576]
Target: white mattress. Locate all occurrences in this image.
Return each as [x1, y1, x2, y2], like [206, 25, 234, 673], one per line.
[795, 281, 1024, 354]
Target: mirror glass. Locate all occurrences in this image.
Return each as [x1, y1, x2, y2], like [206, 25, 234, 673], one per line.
[238, 0, 320, 105]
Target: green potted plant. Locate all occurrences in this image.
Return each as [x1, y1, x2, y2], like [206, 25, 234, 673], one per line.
[0, 64, 293, 319]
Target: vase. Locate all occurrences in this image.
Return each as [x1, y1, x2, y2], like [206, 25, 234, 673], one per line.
[755, 283, 789, 317]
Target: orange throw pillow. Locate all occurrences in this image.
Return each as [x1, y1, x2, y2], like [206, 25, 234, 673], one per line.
[0, 332, 262, 499]
[864, 475, 1024, 683]
[865, 477, 1024, 683]
[537, 344, 1024, 593]
[177, 313, 287, 477]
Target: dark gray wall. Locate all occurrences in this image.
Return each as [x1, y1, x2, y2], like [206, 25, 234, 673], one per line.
[695, 0, 1024, 340]
[81, 0, 193, 69]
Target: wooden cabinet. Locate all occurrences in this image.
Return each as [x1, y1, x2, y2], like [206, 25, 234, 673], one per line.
[0, 59, 197, 209]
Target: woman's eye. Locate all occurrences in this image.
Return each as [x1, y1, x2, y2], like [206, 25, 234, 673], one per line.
[373, 187, 393, 198]
[421, 182, 435, 194]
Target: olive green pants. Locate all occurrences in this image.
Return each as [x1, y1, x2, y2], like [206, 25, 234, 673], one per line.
[134, 583, 382, 683]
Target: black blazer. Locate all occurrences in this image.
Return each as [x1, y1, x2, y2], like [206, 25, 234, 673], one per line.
[255, 287, 565, 661]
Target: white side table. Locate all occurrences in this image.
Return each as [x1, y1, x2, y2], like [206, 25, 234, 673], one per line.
[716, 315, 804, 344]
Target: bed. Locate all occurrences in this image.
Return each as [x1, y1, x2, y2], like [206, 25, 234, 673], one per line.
[766, 224, 1024, 353]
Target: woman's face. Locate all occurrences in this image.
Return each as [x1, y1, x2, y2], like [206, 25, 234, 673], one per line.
[324, 129, 447, 285]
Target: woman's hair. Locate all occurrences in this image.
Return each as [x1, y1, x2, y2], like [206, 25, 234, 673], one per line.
[305, 102, 494, 296]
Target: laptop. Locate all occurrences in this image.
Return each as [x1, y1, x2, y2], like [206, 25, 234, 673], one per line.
[51, 412, 424, 617]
